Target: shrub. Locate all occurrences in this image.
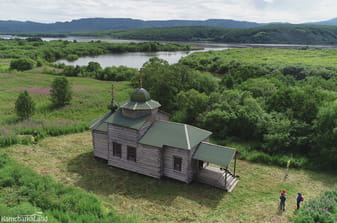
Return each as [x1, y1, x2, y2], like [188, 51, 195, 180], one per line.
[50, 77, 72, 107]
[15, 90, 35, 120]
[10, 58, 35, 71]
[293, 186, 337, 223]
[66, 54, 79, 61]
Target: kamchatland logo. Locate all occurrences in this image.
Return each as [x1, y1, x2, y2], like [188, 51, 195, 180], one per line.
[1, 212, 48, 222]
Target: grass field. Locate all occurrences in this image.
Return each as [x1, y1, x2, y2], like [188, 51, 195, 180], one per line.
[4, 132, 336, 223]
[0, 71, 132, 146]
[182, 48, 337, 68]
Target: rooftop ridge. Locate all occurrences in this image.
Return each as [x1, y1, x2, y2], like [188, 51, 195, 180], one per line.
[184, 124, 191, 150]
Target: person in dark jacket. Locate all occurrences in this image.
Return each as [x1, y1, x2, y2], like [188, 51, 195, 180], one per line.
[296, 193, 304, 209]
[280, 191, 286, 211]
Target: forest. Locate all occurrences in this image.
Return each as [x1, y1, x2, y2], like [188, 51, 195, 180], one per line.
[136, 48, 337, 171]
[84, 24, 337, 44]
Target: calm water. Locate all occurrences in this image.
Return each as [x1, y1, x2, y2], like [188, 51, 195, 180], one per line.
[3, 35, 337, 68]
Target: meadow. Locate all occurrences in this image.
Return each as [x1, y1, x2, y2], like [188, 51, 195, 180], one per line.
[180, 47, 337, 77]
[1, 48, 336, 222]
[3, 131, 336, 223]
[0, 65, 133, 147]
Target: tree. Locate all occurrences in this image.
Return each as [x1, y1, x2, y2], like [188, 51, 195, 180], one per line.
[172, 89, 209, 124]
[86, 62, 102, 73]
[10, 58, 35, 71]
[50, 77, 72, 107]
[313, 100, 337, 169]
[15, 90, 35, 119]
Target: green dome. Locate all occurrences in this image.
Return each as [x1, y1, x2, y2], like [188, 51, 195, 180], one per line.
[130, 88, 151, 102]
[120, 88, 161, 111]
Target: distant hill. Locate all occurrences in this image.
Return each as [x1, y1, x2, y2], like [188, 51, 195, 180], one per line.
[0, 18, 265, 33]
[309, 17, 337, 26]
[3, 17, 337, 45]
[87, 24, 337, 44]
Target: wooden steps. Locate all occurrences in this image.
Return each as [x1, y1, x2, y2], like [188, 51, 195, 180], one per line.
[195, 165, 239, 191]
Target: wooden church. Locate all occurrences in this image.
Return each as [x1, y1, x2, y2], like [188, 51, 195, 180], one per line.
[90, 85, 239, 191]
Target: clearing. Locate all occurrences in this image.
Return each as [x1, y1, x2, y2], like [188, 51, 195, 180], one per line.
[4, 131, 336, 223]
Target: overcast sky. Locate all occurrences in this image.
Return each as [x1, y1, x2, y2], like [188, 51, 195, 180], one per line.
[0, 0, 336, 23]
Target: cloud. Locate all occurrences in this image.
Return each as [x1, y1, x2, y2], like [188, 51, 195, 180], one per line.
[0, 0, 336, 23]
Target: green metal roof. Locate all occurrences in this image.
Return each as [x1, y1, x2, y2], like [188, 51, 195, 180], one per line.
[120, 100, 161, 110]
[193, 142, 236, 167]
[89, 112, 112, 132]
[130, 88, 151, 102]
[139, 121, 211, 150]
[104, 110, 149, 130]
[120, 88, 161, 111]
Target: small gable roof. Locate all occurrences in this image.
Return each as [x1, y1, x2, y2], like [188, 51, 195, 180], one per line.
[139, 120, 211, 150]
[89, 112, 111, 132]
[193, 142, 236, 167]
[104, 110, 149, 130]
[90, 110, 149, 131]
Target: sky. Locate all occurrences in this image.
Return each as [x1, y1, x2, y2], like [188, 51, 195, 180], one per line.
[0, 0, 337, 24]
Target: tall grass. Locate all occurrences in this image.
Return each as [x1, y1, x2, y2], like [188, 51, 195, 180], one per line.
[0, 72, 132, 148]
[0, 152, 138, 223]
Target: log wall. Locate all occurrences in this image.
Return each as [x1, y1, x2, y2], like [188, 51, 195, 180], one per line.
[92, 130, 108, 160]
[162, 146, 193, 183]
[108, 125, 138, 147]
[122, 108, 151, 118]
[156, 110, 170, 121]
[108, 144, 162, 178]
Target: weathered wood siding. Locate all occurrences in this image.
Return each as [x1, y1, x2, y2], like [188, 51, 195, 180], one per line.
[157, 110, 170, 121]
[92, 130, 108, 160]
[108, 125, 138, 147]
[190, 136, 211, 177]
[108, 144, 162, 178]
[122, 108, 151, 118]
[162, 146, 193, 183]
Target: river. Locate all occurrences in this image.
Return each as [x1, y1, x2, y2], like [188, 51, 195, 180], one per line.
[2, 35, 337, 68]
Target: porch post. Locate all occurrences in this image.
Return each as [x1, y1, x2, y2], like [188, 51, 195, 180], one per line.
[224, 167, 228, 189]
[234, 151, 237, 177]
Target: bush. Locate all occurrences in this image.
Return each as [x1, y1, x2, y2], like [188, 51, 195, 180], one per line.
[15, 90, 35, 120]
[50, 77, 72, 107]
[10, 58, 35, 71]
[66, 54, 79, 61]
[293, 186, 337, 223]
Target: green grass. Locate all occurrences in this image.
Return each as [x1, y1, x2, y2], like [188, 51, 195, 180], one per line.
[0, 71, 133, 146]
[0, 152, 138, 223]
[4, 132, 337, 223]
[180, 48, 337, 75]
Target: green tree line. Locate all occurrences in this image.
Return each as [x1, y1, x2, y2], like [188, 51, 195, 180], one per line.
[0, 38, 195, 64]
[87, 24, 337, 44]
[139, 53, 337, 171]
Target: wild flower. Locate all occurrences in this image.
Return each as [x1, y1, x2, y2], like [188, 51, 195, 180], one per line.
[18, 87, 51, 95]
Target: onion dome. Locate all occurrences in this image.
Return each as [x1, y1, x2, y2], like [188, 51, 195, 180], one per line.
[120, 88, 161, 110]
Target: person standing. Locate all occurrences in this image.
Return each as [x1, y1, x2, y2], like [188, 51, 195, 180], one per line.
[296, 193, 304, 209]
[280, 191, 286, 211]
